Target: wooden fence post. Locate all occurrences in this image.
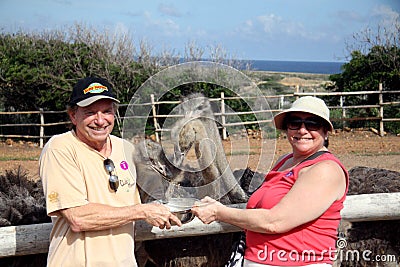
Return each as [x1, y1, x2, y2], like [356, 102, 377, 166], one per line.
[39, 108, 44, 148]
[279, 95, 284, 110]
[220, 92, 227, 140]
[379, 83, 384, 136]
[150, 94, 160, 142]
[340, 96, 346, 129]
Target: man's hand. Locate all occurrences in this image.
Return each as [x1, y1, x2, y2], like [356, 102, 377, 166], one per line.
[142, 202, 182, 229]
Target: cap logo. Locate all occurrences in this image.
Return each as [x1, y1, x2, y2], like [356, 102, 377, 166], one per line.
[83, 83, 108, 94]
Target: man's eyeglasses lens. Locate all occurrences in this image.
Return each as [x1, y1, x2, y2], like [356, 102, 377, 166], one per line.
[104, 159, 119, 192]
[287, 117, 323, 131]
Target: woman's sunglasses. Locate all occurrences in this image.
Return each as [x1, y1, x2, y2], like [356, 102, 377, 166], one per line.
[104, 158, 119, 192]
[286, 117, 324, 131]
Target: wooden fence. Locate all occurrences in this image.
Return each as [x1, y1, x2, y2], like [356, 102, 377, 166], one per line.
[0, 192, 399, 258]
[0, 84, 399, 259]
[0, 84, 399, 148]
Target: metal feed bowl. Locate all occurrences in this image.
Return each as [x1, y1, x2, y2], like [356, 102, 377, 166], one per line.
[162, 197, 199, 224]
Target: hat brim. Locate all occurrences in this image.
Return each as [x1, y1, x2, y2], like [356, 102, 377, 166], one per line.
[274, 108, 334, 132]
[76, 95, 120, 107]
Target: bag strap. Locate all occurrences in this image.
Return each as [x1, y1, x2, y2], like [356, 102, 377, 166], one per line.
[287, 150, 330, 172]
[298, 150, 330, 165]
[256, 151, 330, 192]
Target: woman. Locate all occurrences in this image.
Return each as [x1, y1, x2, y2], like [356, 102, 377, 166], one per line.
[191, 96, 348, 266]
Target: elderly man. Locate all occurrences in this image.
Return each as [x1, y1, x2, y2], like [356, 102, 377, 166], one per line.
[39, 77, 181, 267]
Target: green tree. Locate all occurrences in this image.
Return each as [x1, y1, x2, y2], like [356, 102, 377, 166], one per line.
[0, 24, 250, 138]
[0, 25, 158, 137]
[327, 21, 400, 133]
[0, 27, 158, 112]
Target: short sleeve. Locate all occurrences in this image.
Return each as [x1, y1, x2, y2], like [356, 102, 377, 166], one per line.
[40, 145, 89, 215]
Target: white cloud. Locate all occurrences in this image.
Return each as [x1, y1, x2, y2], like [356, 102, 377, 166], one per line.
[334, 10, 365, 23]
[121, 11, 142, 18]
[142, 11, 182, 37]
[158, 3, 182, 17]
[237, 13, 327, 41]
[371, 4, 399, 29]
[163, 19, 181, 36]
[257, 14, 283, 34]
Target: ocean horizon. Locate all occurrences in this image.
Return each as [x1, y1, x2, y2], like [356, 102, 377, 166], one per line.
[176, 58, 345, 75]
[247, 59, 344, 74]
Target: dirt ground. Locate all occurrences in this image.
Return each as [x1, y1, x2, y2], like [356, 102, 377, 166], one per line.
[0, 129, 399, 181]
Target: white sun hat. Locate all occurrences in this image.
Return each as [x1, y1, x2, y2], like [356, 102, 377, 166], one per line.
[273, 96, 334, 132]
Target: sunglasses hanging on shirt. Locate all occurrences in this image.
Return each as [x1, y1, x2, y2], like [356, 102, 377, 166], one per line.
[104, 158, 119, 192]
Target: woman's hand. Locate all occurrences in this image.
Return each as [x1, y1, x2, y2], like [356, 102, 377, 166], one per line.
[191, 196, 223, 224]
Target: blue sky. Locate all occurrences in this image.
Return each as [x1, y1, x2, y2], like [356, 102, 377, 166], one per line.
[1, 0, 399, 62]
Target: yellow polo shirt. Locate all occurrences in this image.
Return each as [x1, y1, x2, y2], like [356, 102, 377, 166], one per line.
[40, 131, 140, 267]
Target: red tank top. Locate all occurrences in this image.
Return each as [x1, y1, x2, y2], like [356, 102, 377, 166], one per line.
[245, 152, 349, 266]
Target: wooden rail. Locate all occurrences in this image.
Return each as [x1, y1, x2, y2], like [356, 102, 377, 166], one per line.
[0, 192, 399, 258]
[0, 85, 399, 147]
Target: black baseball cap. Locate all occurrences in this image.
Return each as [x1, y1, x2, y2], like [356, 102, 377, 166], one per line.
[69, 77, 120, 107]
